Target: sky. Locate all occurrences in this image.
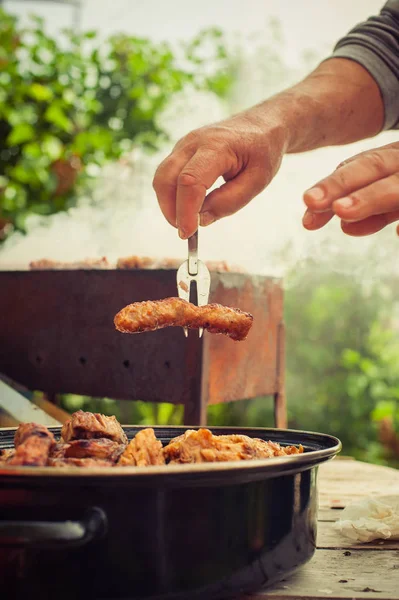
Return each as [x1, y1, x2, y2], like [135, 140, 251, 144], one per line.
[6, 0, 384, 53]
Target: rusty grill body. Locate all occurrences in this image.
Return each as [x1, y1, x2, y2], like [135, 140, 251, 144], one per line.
[0, 269, 285, 426]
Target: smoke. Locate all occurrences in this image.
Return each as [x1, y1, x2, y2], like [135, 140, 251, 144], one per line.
[1, 44, 398, 283]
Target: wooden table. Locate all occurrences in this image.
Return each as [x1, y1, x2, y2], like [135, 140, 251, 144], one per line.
[244, 458, 399, 600]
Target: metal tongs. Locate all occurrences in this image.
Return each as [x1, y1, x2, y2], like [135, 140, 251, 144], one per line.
[176, 229, 211, 337]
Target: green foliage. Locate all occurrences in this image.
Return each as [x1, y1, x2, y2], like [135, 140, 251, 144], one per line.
[0, 9, 233, 237]
[284, 259, 399, 465]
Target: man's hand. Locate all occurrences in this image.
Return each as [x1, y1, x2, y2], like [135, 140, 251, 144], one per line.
[153, 59, 383, 239]
[303, 142, 399, 237]
[153, 114, 287, 239]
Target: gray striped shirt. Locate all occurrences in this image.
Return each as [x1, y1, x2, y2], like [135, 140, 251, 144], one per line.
[332, 0, 399, 129]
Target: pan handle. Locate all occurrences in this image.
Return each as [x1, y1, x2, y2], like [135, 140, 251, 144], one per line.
[0, 506, 107, 548]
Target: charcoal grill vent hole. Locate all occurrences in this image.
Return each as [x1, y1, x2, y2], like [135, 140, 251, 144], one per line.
[123, 360, 130, 368]
[164, 361, 171, 369]
[79, 357, 87, 365]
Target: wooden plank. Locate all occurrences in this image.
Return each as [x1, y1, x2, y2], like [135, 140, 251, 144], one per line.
[34, 395, 70, 424]
[317, 520, 399, 550]
[317, 507, 343, 522]
[0, 410, 19, 428]
[318, 460, 399, 508]
[0, 380, 61, 426]
[319, 459, 399, 486]
[244, 549, 399, 599]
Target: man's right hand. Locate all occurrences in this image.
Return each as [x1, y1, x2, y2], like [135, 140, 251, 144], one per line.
[152, 113, 288, 240]
[153, 59, 384, 240]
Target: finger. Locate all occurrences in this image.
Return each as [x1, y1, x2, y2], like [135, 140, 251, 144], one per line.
[341, 209, 399, 236]
[153, 149, 195, 228]
[199, 167, 267, 226]
[332, 172, 399, 221]
[303, 148, 399, 212]
[337, 141, 399, 170]
[302, 209, 334, 230]
[176, 147, 236, 238]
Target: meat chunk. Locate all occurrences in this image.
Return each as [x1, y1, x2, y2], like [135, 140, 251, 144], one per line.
[164, 429, 303, 464]
[8, 423, 55, 467]
[61, 410, 128, 445]
[118, 428, 165, 467]
[65, 438, 124, 463]
[114, 297, 253, 341]
[48, 458, 114, 468]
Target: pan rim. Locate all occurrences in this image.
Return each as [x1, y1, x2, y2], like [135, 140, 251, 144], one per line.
[0, 425, 341, 478]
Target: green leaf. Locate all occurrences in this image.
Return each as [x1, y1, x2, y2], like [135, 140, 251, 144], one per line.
[2, 183, 26, 211]
[22, 142, 42, 159]
[9, 164, 31, 184]
[29, 202, 53, 215]
[341, 348, 360, 368]
[7, 122, 35, 145]
[44, 104, 73, 133]
[27, 82, 53, 102]
[0, 175, 9, 189]
[371, 401, 396, 422]
[42, 135, 63, 160]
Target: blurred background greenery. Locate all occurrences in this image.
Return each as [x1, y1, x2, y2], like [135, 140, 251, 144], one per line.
[2, 8, 399, 468]
[0, 9, 233, 237]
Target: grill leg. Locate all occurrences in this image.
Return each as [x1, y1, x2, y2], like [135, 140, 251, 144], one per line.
[274, 390, 287, 429]
[274, 322, 287, 428]
[182, 333, 207, 426]
[183, 393, 207, 426]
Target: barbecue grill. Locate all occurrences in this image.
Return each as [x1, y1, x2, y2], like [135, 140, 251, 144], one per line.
[0, 267, 286, 426]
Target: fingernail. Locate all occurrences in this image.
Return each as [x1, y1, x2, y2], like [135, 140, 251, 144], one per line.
[334, 197, 356, 209]
[178, 228, 187, 239]
[302, 212, 314, 226]
[305, 187, 324, 203]
[200, 211, 215, 227]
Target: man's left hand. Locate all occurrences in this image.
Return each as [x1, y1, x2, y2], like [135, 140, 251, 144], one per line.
[302, 142, 399, 236]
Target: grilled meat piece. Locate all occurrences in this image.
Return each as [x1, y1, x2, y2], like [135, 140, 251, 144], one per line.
[49, 442, 70, 459]
[116, 256, 245, 273]
[0, 449, 15, 463]
[8, 423, 55, 467]
[266, 441, 305, 456]
[48, 458, 114, 468]
[118, 428, 165, 467]
[116, 256, 157, 269]
[29, 257, 109, 270]
[164, 429, 304, 464]
[61, 410, 128, 445]
[114, 297, 253, 341]
[65, 438, 124, 463]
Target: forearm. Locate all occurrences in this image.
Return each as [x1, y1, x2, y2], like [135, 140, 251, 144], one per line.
[243, 58, 384, 154]
[242, 0, 399, 155]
